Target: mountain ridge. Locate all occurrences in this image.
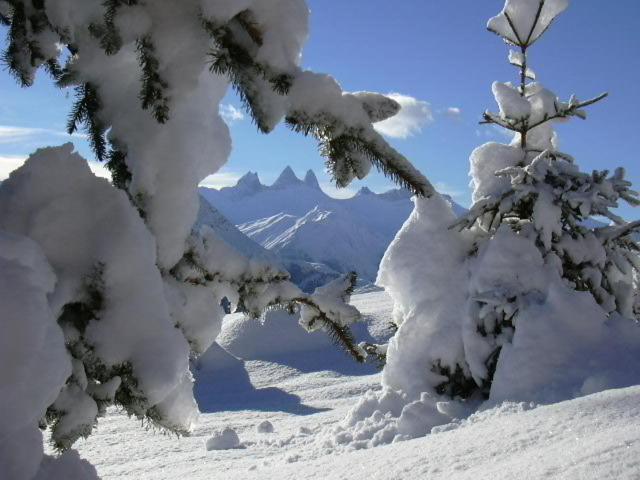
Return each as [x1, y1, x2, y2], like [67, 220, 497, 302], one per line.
[199, 166, 458, 291]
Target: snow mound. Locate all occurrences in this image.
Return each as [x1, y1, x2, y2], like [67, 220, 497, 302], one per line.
[217, 291, 394, 369]
[256, 421, 275, 433]
[217, 310, 335, 360]
[205, 428, 241, 451]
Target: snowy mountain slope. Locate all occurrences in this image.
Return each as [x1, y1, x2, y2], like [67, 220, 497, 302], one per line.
[239, 206, 389, 282]
[194, 195, 280, 265]
[199, 167, 457, 287]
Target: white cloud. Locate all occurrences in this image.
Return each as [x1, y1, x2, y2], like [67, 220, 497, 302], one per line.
[219, 104, 245, 125]
[199, 171, 243, 189]
[445, 107, 462, 119]
[0, 155, 27, 180]
[0, 125, 83, 144]
[373, 93, 434, 139]
[320, 182, 357, 199]
[88, 161, 112, 179]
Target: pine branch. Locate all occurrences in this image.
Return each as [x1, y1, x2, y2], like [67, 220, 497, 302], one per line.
[175, 250, 365, 363]
[203, 9, 431, 196]
[296, 296, 366, 363]
[106, 148, 132, 190]
[89, 0, 139, 55]
[359, 342, 387, 370]
[286, 112, 433, 196]
[595, 221, 640, 242]
[136, 36, 170, 123]
[481, 92, 609, 135]
[2, 2, 32, 86]
[203, 14, 292, 133]
[67, 82, 107, 161]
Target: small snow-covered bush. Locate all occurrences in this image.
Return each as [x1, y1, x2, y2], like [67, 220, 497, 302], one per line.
[0, 0, 430, 477]
[337, 0, 640, 448]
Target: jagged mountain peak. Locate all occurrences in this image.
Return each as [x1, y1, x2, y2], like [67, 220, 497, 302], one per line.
[356, 186, 374, 196]
[272, 166, 302, 188]
[235, 171, 263, 191]
[303, 169, 320, 189]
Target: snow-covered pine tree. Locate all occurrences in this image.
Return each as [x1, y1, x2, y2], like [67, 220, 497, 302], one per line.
[335, 0, 640, 448]
[453, 0, 640, 395]
[0, 1, 432, 478]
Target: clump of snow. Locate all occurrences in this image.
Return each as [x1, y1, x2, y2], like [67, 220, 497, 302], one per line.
[32, 451, 98, 480]
[0, 231, 71, 479]
[488, 0, 570, 47]
[206, 427, 241, 451]
[0, 144, 194, 419]
[256, 420, 275, 433]
[469, 142, 522, 202]
[377, 194, 471, 398]
[492, 82, 531, 120]
[0, 145, 200, 476]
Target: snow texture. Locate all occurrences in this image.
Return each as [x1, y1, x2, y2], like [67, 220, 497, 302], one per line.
[45, 316, 640, 479]
[492, 82, 531, 120]
[0, 145, 194, 416]
[0, 231, 72, 479]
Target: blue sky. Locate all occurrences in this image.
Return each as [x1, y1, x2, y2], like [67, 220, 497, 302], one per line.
[1, 0, 639, 216]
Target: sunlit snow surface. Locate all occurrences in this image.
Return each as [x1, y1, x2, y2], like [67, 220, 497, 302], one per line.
[55, 291, 640, 479]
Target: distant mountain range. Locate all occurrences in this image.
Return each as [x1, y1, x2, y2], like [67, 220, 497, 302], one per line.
[198, 166, 465, 291]
[196, 166, 634, 293]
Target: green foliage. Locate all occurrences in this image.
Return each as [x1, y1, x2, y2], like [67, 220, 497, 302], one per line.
[49, 263, 181, 450]
[106, 148, 132, 190]
[175, 250, 366, 362]
[433, 362, 478, 399]
[1, 0, 61, 86]
[286, 111, 429, 195]
[204, 12, 291, 134]
[88, 0, 139, 55]
[67, 82, 108, 161]
[136, 35, 170, 123]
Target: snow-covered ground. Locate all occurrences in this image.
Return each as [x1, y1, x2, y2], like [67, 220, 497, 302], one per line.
[50, 291, 640, 479]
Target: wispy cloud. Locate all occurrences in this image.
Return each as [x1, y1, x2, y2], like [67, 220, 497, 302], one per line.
[374, 93, 434, 139]
[0, 125, 84, 144]
[199, 171, 243, 189]
[444, 107, 462, 119]
[219, 104, 245, 125]
[434, 181, 465, 199]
